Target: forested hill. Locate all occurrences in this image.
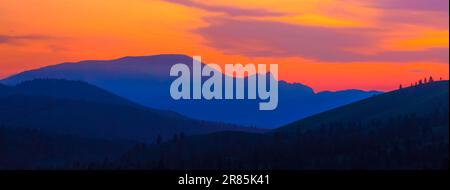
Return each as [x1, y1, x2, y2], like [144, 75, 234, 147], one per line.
[99, 80, 448, 170]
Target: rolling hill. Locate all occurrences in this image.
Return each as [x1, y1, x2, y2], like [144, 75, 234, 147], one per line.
[276, 80, 449, 134]
[0, 79, 261, 143]
[0, 79, 136, 107]
[102, 81, 448, 170]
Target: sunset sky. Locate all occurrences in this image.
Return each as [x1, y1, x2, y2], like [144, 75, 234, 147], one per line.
[0, 0, 448, 91]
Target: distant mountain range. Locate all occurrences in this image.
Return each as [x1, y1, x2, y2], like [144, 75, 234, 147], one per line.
[0, 79, 261, 143]
[105, 81, 448, 170]
[0, 79, 447, 169]
[1, 54, 381, 128]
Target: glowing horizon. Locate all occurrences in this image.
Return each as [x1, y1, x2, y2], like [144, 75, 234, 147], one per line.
[0, 0, 448, 91]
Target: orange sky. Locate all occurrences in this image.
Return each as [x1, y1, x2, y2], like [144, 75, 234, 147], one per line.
[0, 0, 448, 91]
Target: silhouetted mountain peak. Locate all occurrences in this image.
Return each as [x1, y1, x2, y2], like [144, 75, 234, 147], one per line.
[279, 80, 314, 95]
[1, 79, 137, 107]
[1, 54, 382, 128]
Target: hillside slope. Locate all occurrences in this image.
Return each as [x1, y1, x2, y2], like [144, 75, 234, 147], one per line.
[102, 81, 448, 170]
[0, 79, 260, 142]
[276, 81, 449, 134]
[0, 79, 136, 107]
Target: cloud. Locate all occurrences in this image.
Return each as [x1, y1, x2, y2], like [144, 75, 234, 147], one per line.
[164, 0, 448, 63]
[0, 35, 51, 45]
[372, 0, 449, 12]
[196, 18, 449, 63]
[165, 0, 285, 17]
[380, 10, 449, 30]
[196, 18, 369, 60]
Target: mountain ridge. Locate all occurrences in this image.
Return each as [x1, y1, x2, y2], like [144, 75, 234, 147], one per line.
[1, 54, 382, 128]
[102, 80, 448, 170]
[275, 80, 449, 134]
[0, 79, 262, 142]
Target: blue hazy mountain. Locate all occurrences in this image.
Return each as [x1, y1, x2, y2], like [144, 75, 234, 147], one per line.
[0, 79, 261, 143]
[0, 79, 137, 107]
[106, 81, 448, 170]
[1, 54, 381, 128]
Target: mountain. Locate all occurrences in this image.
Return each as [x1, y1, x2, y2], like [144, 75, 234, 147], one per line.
[0, 79, 136, 107]
[0, 79, 261, 143]
[101, 81, 448, 170]
[275, 80, 449, 134]
[1, 54, 381, 128]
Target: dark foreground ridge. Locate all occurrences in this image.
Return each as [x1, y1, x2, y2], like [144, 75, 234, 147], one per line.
[95, 81, 448, 170]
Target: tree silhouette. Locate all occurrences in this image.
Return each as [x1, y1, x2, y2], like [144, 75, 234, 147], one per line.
[156, 134, 162, 145]
[172, 134, 179, 142]
[179, 132, 185, 140]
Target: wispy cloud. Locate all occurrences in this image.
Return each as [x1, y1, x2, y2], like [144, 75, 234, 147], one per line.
[369, 0, 449, 12]
[165, 0, 285, 17]
[196, 18, 449, 63]
[0, 34, 52, 45]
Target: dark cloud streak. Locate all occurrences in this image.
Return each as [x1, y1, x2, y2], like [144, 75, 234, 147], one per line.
[0, 35, 52, 44]
[370, 0, 449, 12]
[196, 18, 449, 63]
[165, 0, 285, 17]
